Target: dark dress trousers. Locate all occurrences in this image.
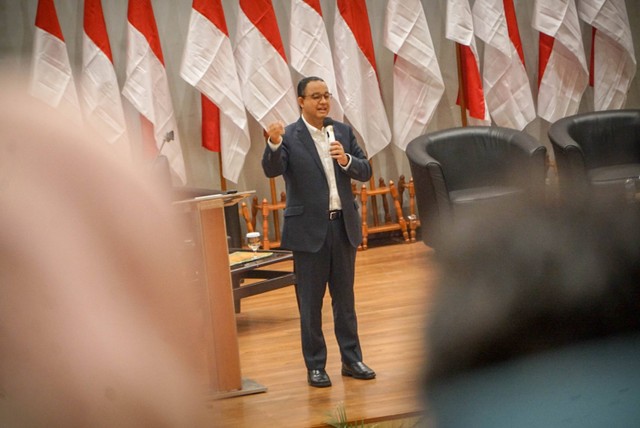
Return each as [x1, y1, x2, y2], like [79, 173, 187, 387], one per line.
[262, 117, 372, 370]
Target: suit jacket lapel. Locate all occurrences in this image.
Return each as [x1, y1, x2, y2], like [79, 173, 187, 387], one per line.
[296, 118, 325, 176]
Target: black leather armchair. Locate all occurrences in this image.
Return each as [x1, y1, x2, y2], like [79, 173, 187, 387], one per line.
[548, 109, 640, 202]
[406, 126, 547, 248]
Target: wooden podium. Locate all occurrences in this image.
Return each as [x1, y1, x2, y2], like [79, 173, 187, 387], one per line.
[174, 191, 266, 398]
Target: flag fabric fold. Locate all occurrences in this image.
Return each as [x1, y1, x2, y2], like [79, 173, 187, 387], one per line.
[446, 0, 490, 125]
[30, 0, 79, 113]
[82, 0, 131, 160]
[181, 0, 250, 183]
[233, 0, 298, 129]
[533, 0, 588, 123]
[334, 0, 391, 157]
[290, 0, 344, 121]
[578, 0, 636, 111]
[472, 0, 535, 130]
[384, 0, 444, 150]
[122, 0, 186, 184]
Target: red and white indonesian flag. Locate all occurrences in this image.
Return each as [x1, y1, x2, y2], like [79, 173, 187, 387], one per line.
[29, 0, 79, 113]
[384, 0, 444, 150]
[472, 0, 535, 130]
[533, 0, 588, 123]
[446, 0, 490, 125]
[334, 0, 391, 157]
[234, 0, 298, 129]
[122, 0, 186, 184]
[578, 0, 636, 111]
[181, 0, 250, 183]
[290, 0, 344, 121]
[81, 0, 131, 160]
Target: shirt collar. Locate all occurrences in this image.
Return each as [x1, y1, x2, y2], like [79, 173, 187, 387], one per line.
[301, 114, 324, 136]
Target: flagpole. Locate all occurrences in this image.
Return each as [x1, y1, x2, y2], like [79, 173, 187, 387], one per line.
[368, 159, 380, 227]
[455, 42, 468, 127]
[218, 153, 227, 191]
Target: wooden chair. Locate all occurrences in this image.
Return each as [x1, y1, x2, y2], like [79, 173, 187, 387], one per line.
[398, 175, 420, 242]
[250, 192, 286, 250]
[259, 193, 286, 250]
[240, 201, 254, 233]
[358, 178, 409, 250]
[239, 193, 285, 250]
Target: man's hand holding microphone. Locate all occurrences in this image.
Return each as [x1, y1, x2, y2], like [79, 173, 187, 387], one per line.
[324, 118, 349, 167]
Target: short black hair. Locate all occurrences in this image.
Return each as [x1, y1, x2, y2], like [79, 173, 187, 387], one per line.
[297, 76, 325, 97]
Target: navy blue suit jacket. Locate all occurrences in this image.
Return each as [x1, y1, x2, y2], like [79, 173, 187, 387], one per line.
[262, 117, 372, 252]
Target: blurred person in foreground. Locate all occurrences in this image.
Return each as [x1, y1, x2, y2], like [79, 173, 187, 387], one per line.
[262, 76, 374, 387]
[423, 200, 640, 427]
[0, 79, 213, 426]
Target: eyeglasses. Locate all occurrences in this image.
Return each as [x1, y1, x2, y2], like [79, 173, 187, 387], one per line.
[302, 92, 332, 101]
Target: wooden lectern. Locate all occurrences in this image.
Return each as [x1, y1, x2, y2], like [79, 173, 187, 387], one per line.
[174, 191, 266, 398]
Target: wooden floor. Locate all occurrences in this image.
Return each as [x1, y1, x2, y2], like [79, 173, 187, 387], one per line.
[210, 238, 438, 427]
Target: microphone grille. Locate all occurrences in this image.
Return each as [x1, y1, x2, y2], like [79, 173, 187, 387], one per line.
[322, 117, 334, 127]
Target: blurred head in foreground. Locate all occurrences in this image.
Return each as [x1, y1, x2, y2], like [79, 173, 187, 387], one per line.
[424, 200, 640, 427]
[0, 80, 211, 426]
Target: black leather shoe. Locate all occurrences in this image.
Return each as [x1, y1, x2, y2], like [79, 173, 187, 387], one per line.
[307, 369, 331, 387]
[342, 362, 376, 380]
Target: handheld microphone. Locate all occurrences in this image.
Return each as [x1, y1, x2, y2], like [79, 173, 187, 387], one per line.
[323, 117, 335, 142]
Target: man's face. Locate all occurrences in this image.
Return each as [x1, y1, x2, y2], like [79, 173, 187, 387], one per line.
[298, 80, 331, 127]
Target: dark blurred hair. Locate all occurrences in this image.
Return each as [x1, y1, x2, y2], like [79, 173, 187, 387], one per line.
[425, 200, 640, 383]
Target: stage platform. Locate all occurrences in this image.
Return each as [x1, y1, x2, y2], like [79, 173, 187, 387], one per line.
[209, 240, 437, 427]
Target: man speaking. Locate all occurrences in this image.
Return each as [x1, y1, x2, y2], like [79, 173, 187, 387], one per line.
[262, 76, 375, 388]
